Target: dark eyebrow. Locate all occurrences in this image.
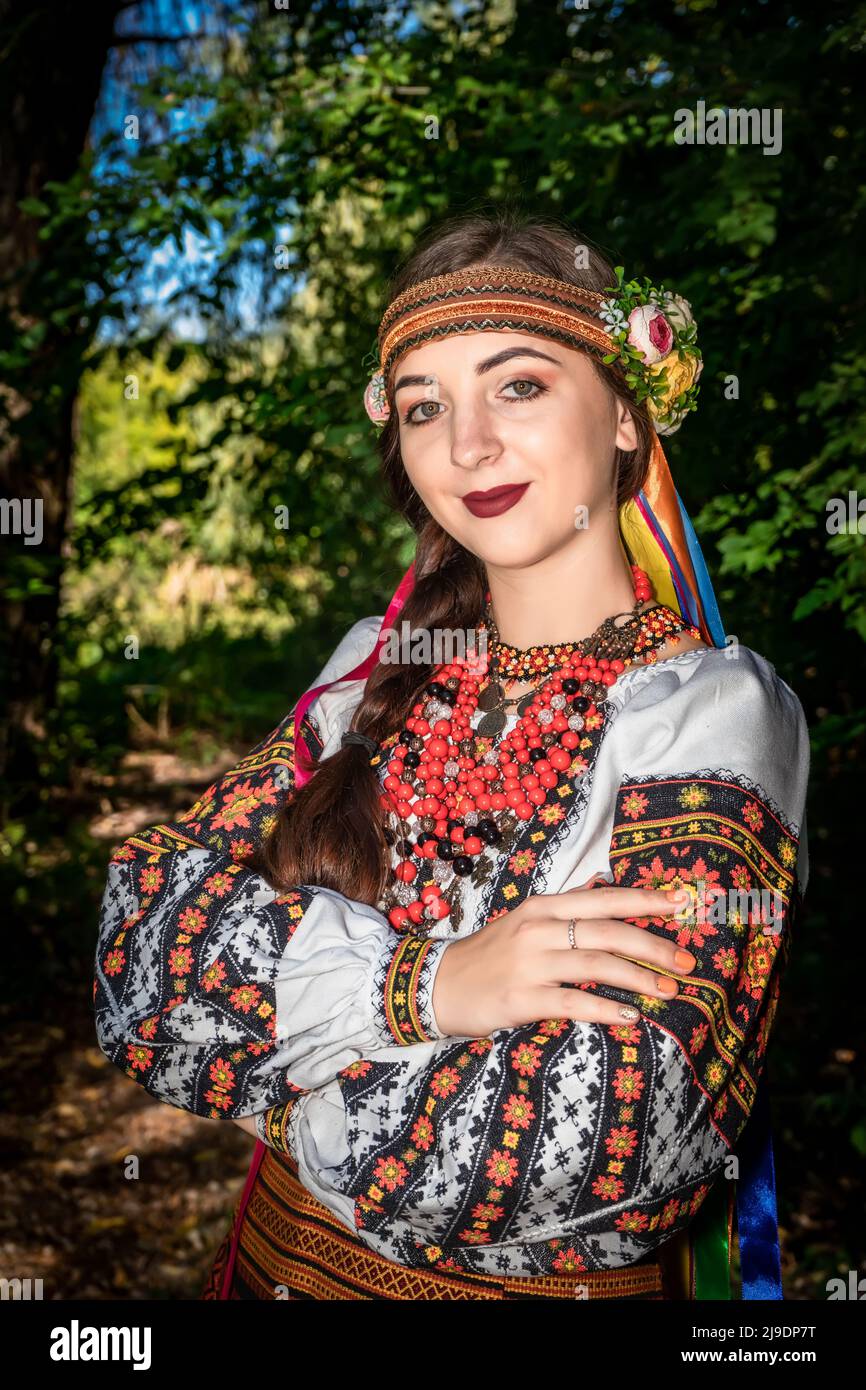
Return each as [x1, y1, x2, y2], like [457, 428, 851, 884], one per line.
[393, 346, 562, 393]
[474, 346, 563, 376]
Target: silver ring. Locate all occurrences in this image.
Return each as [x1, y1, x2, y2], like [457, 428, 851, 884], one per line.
[567, 918, 577, 949]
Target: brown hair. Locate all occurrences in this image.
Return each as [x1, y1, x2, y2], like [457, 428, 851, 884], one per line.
[249, 208, 654, 903]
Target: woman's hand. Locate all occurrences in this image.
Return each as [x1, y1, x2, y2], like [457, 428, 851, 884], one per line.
[431, 881, 695, 1038]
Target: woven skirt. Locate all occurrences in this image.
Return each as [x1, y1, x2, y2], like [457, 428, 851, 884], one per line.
[201, 1147, 689, 1300]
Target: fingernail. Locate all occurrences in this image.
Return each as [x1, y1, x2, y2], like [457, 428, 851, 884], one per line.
[657, 977, 678, 995]
[619, 1005, 640, 1021]
[668, 889, 690, 901]
[675, 949, 696, 971]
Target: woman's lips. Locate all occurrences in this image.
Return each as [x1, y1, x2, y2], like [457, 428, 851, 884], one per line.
[461, 482, 530, 518]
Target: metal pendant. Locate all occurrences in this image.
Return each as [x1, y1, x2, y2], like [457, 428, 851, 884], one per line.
[477, 708, 507, 738]
[477, 680, 504, 712]
[516, 691, 537, 716]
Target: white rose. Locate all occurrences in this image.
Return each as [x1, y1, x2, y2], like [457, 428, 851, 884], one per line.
[660, 291, 696, 335]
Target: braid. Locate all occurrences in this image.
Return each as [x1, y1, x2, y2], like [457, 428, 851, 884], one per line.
[248, 518, 484, 902]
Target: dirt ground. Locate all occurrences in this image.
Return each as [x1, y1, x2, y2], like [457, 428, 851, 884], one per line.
[0, 745, 256, 1301]
[0, 1005, 252, 1300]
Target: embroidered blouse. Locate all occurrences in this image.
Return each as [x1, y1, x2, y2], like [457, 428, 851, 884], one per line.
[93, 615, 810, 1278]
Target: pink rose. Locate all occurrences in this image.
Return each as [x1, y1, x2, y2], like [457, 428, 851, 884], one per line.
[626, 304, 674, 364]
[364, 370, 390, 425]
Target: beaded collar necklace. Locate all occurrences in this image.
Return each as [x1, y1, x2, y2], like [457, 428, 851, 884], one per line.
[482, 565, 653, 690]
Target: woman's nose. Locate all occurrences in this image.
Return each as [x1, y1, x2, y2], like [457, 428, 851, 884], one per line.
[449, 415, 503, 471]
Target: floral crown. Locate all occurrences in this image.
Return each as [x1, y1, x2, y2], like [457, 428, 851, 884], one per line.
[362, 262, 702, 436]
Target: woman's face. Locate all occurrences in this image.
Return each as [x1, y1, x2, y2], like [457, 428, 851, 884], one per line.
[394, 330, 638, 570]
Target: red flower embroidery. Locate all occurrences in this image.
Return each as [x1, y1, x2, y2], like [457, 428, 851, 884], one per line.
[138, 865, 164, 894]
[615, 1210, 650, 1233]
[374, 1155, 409, 1192]
[211, 777, 279, 832]
[201, 959, 227, 992]
[126, 1043, 154, 1072]
[552, 1247, 587, 1273]
[430, 1065, 461, 1099]
[411, 1115, 436, 1151]
[208, 1057, 236, 1088]
[613, 1066, 645, 1102]
[486, 1149, 519, 1187]
[621, 791, 649, 821]
[592, 1173, 625, 1201]
[178, 906, 207, 934]
[508, 848, 537, 875]
[503, 1093, 536, 1130]
[605, 1125, 638, 1159]
[229, 983, 262, 1013]
[168, 945, 193, 976]
[742, 801, 764, 832]
[510, 1041, 544, 1077]
[204, 871, 234, 897]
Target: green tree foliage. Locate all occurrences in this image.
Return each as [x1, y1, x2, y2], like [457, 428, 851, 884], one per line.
[52, 0, 865, 749]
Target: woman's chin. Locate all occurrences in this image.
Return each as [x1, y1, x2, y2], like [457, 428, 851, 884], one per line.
[463, 535, 558, 571]
[440, 503, 566, 570]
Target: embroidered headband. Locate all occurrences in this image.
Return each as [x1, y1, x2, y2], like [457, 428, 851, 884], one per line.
[363, 262, 702, 436]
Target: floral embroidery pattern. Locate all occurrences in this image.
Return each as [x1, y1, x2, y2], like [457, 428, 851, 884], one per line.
[325, 768, 800, 1276]
[473, 714, 613, 935]
[607, 772, 799, 1136]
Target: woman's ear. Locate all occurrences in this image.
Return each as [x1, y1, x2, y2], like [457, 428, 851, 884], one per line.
[614, 400, 639, 453]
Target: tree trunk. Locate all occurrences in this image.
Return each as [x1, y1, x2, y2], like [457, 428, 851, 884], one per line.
[0, 0, 124, 809]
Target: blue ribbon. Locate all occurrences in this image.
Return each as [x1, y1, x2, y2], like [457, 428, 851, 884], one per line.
[735, 1077, 784, 1299]
[675, 490, 728, 649]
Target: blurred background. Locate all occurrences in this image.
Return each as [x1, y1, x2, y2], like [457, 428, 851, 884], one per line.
[0, 0, 863, 1300]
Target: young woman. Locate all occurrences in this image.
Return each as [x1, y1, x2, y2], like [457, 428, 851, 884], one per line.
[94, 213, 810, 1301]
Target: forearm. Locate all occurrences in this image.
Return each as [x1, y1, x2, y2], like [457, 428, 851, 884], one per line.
[95, 852, 448, 1119]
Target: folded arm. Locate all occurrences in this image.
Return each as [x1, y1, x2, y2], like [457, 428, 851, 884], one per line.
[269, 658, 810, 1275]
[93, 649, 449, 1122]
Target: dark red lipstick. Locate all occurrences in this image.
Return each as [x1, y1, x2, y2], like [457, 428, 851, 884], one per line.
[461, 482, 530, 518]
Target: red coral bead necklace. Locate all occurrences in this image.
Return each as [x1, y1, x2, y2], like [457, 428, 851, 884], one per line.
[377, 566, 699, 934]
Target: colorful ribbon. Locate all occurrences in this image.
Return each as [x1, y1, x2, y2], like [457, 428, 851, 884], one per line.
[616, 430, 783, 1300]
[690, 1172, 734, 1300]
[735, 1078, 785, 1299]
